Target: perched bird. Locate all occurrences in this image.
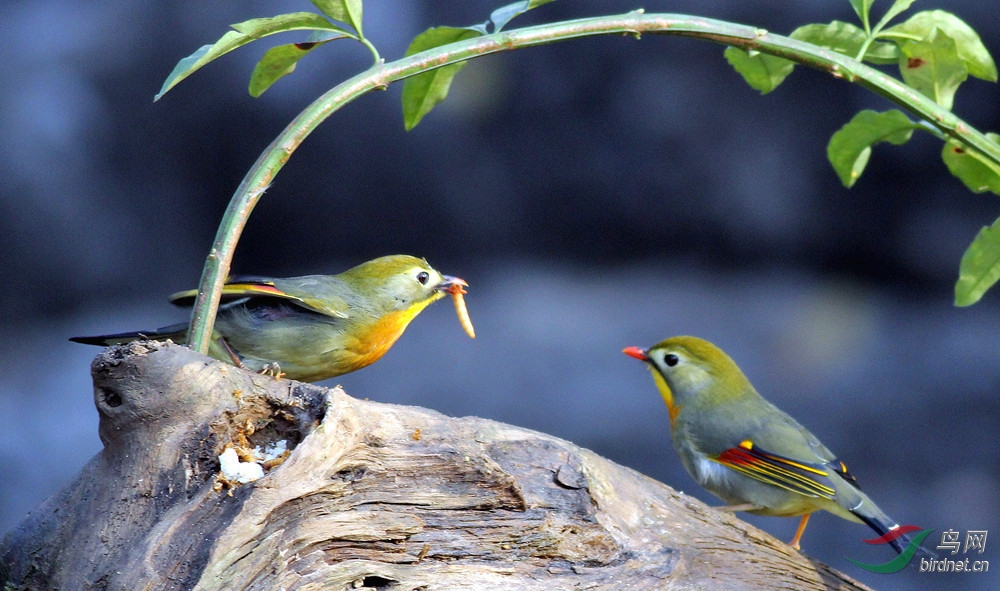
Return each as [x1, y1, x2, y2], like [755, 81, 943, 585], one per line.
[623, 335, 920, 554]
[72, 255, 470, 382]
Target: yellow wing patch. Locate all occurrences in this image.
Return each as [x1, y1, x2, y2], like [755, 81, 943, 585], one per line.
[169, 281, 349, 319]
[715, 442, 836, 499]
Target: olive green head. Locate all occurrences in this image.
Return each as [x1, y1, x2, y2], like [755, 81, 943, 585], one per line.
[339, 254, 463, 312]
[625, 336, 754, 410]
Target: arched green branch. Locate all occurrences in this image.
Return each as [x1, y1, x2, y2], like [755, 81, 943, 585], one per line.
[186, 11, 1000, 351]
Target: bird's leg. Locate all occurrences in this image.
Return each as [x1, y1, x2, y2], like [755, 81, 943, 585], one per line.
[715, 503, 762, 513]
[218, 336, 285, 379]
[789, 514, 811, 550]
[215, 336, 285, 378]
[217, 337, 247, 369]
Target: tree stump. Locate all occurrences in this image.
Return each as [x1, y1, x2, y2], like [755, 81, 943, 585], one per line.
[0, 342, 872, 590]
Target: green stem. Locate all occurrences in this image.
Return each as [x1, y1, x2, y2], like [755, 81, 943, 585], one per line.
[188, 9, 1000, 351]
[855, 34, 876, 62]
[359, 35, 382, 63]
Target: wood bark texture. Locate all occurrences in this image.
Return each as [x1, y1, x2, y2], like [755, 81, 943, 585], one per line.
[0, 342, 873, 590]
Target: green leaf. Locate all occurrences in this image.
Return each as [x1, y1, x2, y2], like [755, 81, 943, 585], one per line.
[229, 12, 346, 37]
[155, 12, 346, 100]
[848, 0, 876, 28]
[827, 110, 916, 187]
[898, 29, 968, 110]
[306, 30, 350, 43]
[789, 21, 898, 64]
[941, 133, 1000, 195]
[863, 40, 903, 64]
[872, 0, 917, 33]
[401, 27, 483, 131]
[490, 0, 556, 32]
[955, 215, 1000, 306]
[156, 32, 244, 101]
[249, 41, 335, 98]
[886, 10, 998, 81]
[309, 0, 363, 35]
[723, 47, 795, 94]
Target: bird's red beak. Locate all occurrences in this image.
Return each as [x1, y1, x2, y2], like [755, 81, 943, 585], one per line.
[622, 346, 649, 361]
[438, 275, 468, 294]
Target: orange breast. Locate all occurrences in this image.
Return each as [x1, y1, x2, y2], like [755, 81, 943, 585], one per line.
[340, 308, 420, 371]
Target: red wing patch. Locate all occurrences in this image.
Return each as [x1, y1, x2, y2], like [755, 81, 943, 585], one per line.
[714, 440, 837, 499]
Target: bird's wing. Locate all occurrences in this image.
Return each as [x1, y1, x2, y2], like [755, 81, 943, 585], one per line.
[169, 276, 350, 319]
[712, 439, 845, 500]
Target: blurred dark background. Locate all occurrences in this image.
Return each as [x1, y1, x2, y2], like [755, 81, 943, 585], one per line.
[2, 1, 998, 589]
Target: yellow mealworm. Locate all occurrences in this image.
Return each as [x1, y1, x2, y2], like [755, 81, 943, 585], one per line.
[449, 286, 476, 338]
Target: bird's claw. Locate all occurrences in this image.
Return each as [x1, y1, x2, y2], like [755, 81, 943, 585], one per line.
[258, 363, 285, 379]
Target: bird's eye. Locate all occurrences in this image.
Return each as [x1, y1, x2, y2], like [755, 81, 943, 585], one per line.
[664, 353, 679, 367]
[416, 271, 430, 285]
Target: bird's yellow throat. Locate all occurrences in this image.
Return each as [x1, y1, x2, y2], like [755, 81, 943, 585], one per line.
[649, 368, 679, 425]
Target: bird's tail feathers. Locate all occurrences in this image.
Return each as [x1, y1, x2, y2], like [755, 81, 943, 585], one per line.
[69, 323, 189, 346]
[855, 505, 937, 558]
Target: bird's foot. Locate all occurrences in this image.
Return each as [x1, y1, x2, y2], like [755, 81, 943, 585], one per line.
[788, 514, 811, 551]
[259, 363, 285, 379]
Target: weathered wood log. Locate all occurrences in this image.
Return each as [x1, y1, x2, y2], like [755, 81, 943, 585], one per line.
[0, 342, 872, 590]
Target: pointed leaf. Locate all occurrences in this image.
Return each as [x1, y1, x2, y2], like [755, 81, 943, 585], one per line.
[941, 133, 1000, 195]
[401, 27, 483, 131]
[156, 32, 245, 101]
[886, 10, 997, 81]
[345, 0, 363, 37]
[306, 30, 351, 43]
[955, 216, 1000, 306]
[249, 40, 336, 98]
[723, 47, 795, 94]
[464, 22, 492, 36]
[229, 13, 343, 36]
[490, 0, 556, 33]
[156, 12, 346, 100]
[848, 0, 876, 26]
[309, 0, 363, 35]
[898, 29, 968, 110]
[308, 0, 347, 20]
[790, 21, 898, 64]
[872, 0, 917, 33]
[827, 110, 916, 187]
